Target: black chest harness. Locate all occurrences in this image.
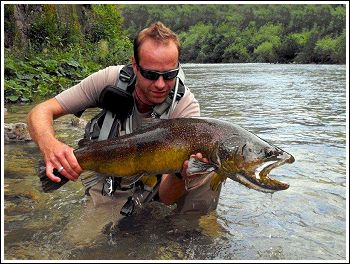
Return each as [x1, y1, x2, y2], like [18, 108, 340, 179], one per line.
[79, 64, 186, 216]
[82, 64, 185, 141]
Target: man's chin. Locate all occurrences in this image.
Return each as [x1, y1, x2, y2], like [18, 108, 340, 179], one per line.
[150, 95, 168, 104]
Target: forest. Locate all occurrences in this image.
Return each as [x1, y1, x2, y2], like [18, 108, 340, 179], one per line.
[3, 4, 347, 103]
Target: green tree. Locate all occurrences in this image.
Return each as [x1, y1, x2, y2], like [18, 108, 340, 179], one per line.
[314, 33, 345, 64]
[121, 4, 345, 64]
[294, 30, 319, 63]
[4, 4, 132, 103]
[252, 23, 282, 62]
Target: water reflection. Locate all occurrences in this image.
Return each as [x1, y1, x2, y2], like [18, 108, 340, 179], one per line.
[3, 63, 347, 260]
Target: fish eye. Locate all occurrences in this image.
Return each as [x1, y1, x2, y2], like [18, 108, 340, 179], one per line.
[265, 148, 274, 156]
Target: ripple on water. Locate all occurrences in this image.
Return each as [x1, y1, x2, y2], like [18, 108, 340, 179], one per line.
[4, 63, 347, 260]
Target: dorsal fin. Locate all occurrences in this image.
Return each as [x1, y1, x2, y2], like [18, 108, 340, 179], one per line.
[77, 138, 94, 148]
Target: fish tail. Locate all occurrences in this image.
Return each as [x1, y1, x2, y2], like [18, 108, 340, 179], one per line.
[38, 161, 69, 192]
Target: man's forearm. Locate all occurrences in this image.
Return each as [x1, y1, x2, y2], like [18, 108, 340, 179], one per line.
[27, 98, 82, 182]
[27, 98, 65, 149]
[28, 108, 54, 143]
[158, 173, 186, 205]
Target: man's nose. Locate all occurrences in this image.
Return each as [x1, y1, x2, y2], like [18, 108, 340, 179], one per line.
[154, 75, 166, 89]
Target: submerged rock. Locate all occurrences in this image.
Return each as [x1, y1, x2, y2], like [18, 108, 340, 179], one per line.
[70, 116, 87, 128]
[4, 122, 32, 143]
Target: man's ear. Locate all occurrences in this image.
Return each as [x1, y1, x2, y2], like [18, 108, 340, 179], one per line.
[131, 56, 138, 73]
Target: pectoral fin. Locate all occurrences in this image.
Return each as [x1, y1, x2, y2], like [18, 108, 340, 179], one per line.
[80, 171, 104, 189]
[210, 172, 227, 191]
[38, 163, 69, 192]
[186, 156, 218, 176]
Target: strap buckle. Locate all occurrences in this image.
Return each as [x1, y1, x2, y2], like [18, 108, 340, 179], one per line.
[102, 177, 117, 196]
[120, 196, 135, 216]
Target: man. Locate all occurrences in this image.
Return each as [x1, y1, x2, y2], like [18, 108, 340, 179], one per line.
[27, 21, 222, 215]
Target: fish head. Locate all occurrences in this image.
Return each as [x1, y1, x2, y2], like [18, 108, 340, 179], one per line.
[217, 136, 295, 193]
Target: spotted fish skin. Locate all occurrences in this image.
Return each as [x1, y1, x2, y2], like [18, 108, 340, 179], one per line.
[39, 117, 295, 193]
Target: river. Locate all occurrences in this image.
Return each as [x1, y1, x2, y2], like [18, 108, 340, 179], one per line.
[2, 63, 348, 260]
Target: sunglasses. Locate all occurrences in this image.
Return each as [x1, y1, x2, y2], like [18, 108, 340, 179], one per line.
[137, 64, 179, 81]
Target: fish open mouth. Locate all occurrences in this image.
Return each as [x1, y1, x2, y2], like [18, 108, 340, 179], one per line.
[236, 154, 295, 193]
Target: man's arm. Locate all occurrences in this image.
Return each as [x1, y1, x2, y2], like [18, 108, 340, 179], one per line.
[158, 174, 186, 205]
[158, 88, 203, 205]
[158, 153, 208, 205]
[27, 98, 82, 182]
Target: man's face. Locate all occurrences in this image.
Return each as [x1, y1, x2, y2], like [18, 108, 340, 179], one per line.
[132, 38, 179, 107]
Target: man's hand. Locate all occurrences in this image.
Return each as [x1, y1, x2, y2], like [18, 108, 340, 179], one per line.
[181, 152, 209, 177]
[159, 152, 209, 205]
[27, 98, 82, 183]
[40, 137, 82, 183]
[180, 152, 209, 190]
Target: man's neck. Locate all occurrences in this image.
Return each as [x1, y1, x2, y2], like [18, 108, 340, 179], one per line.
[134, 87, 153, 113]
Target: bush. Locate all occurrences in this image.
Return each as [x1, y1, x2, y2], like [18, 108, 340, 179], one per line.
[4, 4, 133, 104]
[4, 49, 101, 103]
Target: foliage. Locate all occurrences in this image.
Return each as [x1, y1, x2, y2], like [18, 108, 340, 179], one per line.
[4, 4, 346, 104]
[87, 5, 123, 42]
[24, 5, 83, 53]
[4, 49, 101, 103]
[314, 33, 346, 63]
[122, 4, 346, 64]
[4, 4, 132, 103]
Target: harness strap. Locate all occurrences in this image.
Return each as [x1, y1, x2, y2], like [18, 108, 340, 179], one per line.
[100, 74, 185, 136]
[98, 111, 115, 140]
[152, 93, 176, 118]
[98, 65, 135, 140]
[152, 77, 184, 118]
[118, 65, 135, 90]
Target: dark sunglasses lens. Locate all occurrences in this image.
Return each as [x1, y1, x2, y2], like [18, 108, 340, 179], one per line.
[163, 70, 179, 80]
[141, 70, 159, 80]
[139, 65, 179, 80]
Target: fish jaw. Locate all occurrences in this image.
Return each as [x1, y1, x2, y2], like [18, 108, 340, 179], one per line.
[229, 151, 295, 193]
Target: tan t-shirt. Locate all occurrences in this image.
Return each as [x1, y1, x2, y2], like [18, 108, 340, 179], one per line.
[55, 65, 200, 119]
[55, 65, 221, 214]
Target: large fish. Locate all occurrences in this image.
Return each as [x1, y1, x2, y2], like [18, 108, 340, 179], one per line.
[39, 117, 295, 193]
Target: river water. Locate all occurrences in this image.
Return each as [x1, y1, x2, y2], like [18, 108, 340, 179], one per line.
[2, 63, 348, 260]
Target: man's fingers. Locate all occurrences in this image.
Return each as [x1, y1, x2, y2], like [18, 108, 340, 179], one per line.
[65, 149, 82, 177]
[57, 161, 78, 181]
[46, 163, 62, 183]
[47, 157, 76, 182]
[195, 153, 202, 159]
[181, 153, 210, 179]
[58, 151, 80, 181]
[191, 153, 208, 163]
[47, 147, 81, 181]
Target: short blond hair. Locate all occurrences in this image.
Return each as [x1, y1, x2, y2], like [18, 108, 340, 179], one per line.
[133, 21, 180, 64]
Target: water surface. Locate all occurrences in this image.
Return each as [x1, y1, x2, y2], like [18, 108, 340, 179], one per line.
[3, 63, 348, 260]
